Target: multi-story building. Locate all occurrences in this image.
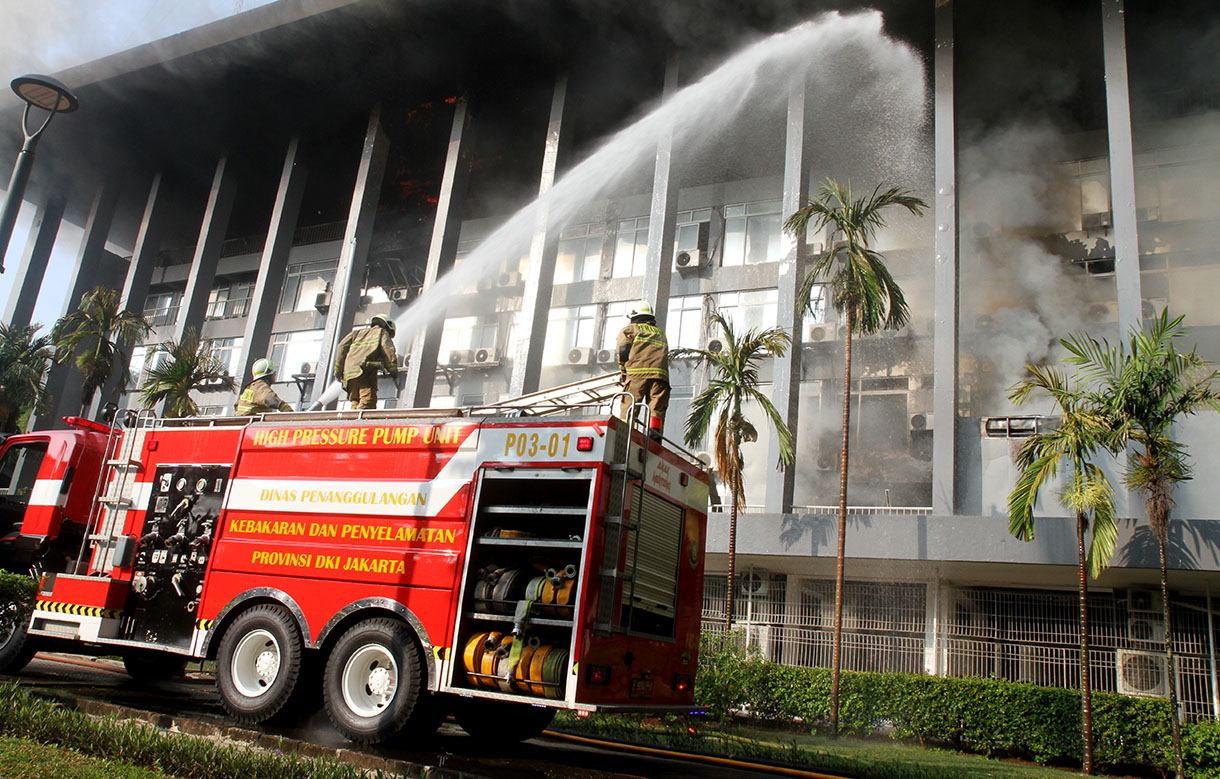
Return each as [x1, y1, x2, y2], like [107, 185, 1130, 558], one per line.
[2, 0, 1218, 717]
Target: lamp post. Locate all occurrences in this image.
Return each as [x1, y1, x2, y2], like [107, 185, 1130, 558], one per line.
[0, 74, 78, 274]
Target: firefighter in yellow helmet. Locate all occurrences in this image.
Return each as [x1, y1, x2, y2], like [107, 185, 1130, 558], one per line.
[616, 301, 669, 440]
[333, 314, 398, 410]
[235, 358, 293, 415]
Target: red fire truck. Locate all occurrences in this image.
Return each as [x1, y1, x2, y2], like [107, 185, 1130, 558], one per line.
[0, 376, 709, 744]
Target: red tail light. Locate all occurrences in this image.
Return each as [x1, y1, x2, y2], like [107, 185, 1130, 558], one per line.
[576, 436, 594, 451]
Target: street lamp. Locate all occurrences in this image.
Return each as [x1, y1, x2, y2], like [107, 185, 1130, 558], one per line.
[0, 74, 78, 274]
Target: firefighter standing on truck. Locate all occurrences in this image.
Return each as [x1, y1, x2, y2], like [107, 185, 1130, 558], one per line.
[334, 313, 398, 410]
[616, 301, 669, 440]
[235, 358, 293, 415]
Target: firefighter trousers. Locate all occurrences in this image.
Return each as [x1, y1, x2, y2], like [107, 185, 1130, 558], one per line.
[346, 369, 379, 410]
[619, 376, 670, 429]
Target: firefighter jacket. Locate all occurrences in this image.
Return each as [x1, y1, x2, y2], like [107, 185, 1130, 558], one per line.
[334, 324, 398, 389]
[616, 319, 669, 383]
[235, 379, 292, 416]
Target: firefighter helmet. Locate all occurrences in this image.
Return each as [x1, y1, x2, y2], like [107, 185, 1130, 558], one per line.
[252, 358, 276, 380]
[371, 313, 396, 335]
[628, 301, 653, 319]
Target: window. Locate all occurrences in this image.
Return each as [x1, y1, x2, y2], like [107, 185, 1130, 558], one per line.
[666, 295, 706, 349]
[555, 223, 604, 284]
[279, 259, 338, 313]
[600, 301, 633, 353]
[717, 289, 779, 332]
[723, 201, 782, 266]
[673, 208, 712, 260]
[143, 289, 182, 327]
[439, 316, 499, 364]
[612, 216, 649, 278]
[269, 330, 324, 382]
[205, 337, 243, 381]
[544, 305, 597, 365]
[0, 441, 48, 533]
[803, 284, 828, 326]
[206, 277, 255, 320]
[127, 345, 150, 391]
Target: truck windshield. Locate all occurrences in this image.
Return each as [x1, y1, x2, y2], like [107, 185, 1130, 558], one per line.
[0, 441, 49, 535]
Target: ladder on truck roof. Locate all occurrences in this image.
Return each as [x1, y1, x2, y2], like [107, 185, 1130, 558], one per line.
[483, 372, 624, 416]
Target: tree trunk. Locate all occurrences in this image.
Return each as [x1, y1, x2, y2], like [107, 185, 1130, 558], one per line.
[724, 496, 737, 631]
[1158, 536, 1185, 778]
[1076, 511, 1094, 775]
[830, 309, 854, 739]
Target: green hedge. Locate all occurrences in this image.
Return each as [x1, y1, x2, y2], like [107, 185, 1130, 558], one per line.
[0, 570, 37, 633]
[696, 632, 1220, 776]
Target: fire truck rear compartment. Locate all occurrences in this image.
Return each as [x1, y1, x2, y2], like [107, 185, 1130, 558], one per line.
[447, 467, 595, 705]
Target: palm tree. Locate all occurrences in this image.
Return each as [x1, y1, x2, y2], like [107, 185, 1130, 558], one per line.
[677, 313, 794, 631]
[0, 323, 54, 433]
[139, 329, 236, 418]
[783, 179, 926, 736]
[1062, 309, 1220, 779]
[1008, 361, 1120, 776]
[51, 286, 152, 415]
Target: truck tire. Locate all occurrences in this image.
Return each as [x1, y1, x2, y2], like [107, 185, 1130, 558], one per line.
[323, 618, 426, 744]
[216, 605, 302, 724]
[122, 648, 188, 683]
[453, 699, 555, 744]
[0, 605, 35, 675]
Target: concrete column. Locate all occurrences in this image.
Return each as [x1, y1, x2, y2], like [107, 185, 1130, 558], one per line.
[765, 77, 809, 514]
[237, 136, 308, 385]
[172, 154, 237, 341]
[3, 193, 67, 328]
[508, 75, 569, 398]
[35, 185, 119, 428]
[405, 98, 473, 407]
[931, 0, 960, 516]
[313, 105, 391, 404]
[639, 55, 681, 331]
[1101, 0, 1142, 335]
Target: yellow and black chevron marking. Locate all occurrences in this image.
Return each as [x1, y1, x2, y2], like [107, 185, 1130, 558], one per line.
[35, 601, 121, 620]
[433, 646, 449, 661]
[195, 618, 215, 631]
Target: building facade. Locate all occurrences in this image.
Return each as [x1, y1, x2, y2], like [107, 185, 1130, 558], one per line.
[3, 0, 1219, 717]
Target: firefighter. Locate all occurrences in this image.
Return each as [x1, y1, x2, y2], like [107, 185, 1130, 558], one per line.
[616, 301, 669, 440]
[235, 358, 293, 415]
[334, 313, 398, 410]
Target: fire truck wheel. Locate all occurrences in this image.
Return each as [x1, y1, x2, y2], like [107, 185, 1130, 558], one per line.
[216, 605, 303, 724]
[323, 618, 424, 744]
[121, 649, 188, 682]
[452, 699, 556, 744]
[0, 604, 36, 675]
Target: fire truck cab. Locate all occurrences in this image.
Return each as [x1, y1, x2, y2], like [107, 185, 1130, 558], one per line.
[0, 378, 709, 745]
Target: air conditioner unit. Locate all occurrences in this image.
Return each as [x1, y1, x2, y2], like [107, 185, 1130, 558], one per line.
[1116, 649, 1169, 697]
[1126, 589, 1163, 615]
[705, 337, 725, 354]
[299, 362, 316, 376]
[1127, 615, 1166, 645]
[694, 451, 716, 472]
[1086, 300, 1119, 323]
[595, 348, 616, 365]
[498, 271, 522, 288]
[472, 347, 499, 365]
[1082, 211, 1113, 230]
[738, 571, 770, 598]
[909, 411, 933, 432]
[448, 349, 475, 367]
[314, 290, 331, 311]
[674, 249, 707, 271]
[808, 324, 834, 343]
[567, 347, 594, 365]
[389, 286, 412, 303]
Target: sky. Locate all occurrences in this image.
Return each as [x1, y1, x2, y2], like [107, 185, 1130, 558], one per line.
[0, 0, 276, 330]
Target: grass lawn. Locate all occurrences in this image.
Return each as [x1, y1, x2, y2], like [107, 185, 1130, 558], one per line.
[0, 734, 179, 779]
[552, 713, 1087, 779]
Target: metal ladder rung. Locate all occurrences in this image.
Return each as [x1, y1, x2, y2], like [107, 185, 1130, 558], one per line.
[97, 496, 132, 506]
[106, 459, 141, 467]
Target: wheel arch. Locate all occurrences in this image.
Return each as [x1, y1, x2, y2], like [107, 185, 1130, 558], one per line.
[315, 597, 437, 689]
[202, 588, 311, 660]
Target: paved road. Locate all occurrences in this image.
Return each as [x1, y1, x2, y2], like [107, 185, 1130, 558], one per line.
[10, 654, 793, 779]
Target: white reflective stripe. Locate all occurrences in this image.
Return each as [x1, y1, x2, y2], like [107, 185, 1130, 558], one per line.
[227, 433, 481, 517]
[27, 479, 64, 507]
[130, 481, 153, 511]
